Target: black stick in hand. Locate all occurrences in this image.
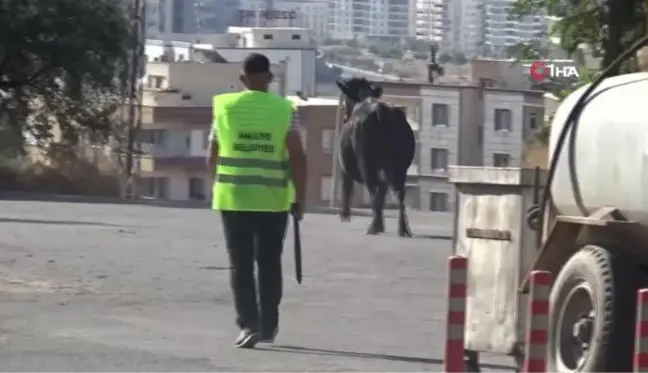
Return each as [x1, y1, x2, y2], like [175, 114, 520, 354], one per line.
[291, 203, 302, 284]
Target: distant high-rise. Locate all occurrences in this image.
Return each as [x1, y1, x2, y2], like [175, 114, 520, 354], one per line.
[145, 0, 241, 39]
[238, 0, 330, 41]
[415, 0, 446, 42]
[328, 0, 417, 41]
[440, 0, 546, 56]
[194, 0, 241, 33]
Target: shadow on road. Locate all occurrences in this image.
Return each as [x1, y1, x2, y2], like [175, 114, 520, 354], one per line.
[0, 217, 120, 227]
[262, 344, 441, 364]
[412, 234, 453, 240]
[262, 345, 514, 370]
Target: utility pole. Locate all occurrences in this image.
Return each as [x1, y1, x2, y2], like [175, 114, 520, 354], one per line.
[123, 0, 146, 199]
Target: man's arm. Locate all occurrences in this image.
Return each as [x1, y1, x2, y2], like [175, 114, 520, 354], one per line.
[287, 115, 307, 213]
[207, 125, 218, 181]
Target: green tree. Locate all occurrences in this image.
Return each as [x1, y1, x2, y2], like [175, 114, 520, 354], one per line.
[438, 53, 452, 64]
[404, 38, 431, 51]
[507, 40, 551, 60]
[511, 0, 646, 75]
[0, 0, 133, 152]
[413, 51, 429, 60]
[532, 68, 597, 145]
[345, 38, 359, 49]
[453, 52, 468, 65]
[367, 42, 404, 59]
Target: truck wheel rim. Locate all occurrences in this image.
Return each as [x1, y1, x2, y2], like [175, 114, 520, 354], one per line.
[556, 282, 594, 372]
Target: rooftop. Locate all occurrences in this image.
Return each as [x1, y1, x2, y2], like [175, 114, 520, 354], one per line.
[288, 95, 339, 107]
[375, 80, 546, 95]
[228, 26, 310, 33]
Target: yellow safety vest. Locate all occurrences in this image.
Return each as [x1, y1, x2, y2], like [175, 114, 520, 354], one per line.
[212, 90, 294, 211]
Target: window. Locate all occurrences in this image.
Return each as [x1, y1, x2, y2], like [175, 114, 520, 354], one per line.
[321, 175, 333, 202]
[140, 177, 168, 199]
[493, 153, 511, 167]
[432, 103, 449, 126]
[529, 112, 538, 129]
[188, 177, 205, 201]
[429, 192, 449, 212]
[321, 129, 336, 153]
[494, 108, 512, 131]
[147, 75, 165, 88]
[263, 34, 274, 39]
[203, 129, 210, 149]
[291, 34, 302, 40]
[430, 148, 449, 172]
[138, 129, 167, 145]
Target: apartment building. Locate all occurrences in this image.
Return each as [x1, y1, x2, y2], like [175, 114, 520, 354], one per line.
[378, 80, 544, 232]
[145, 0, 241, 39]
[145, 0, 194, 38]
[415, 0, 446, 42]
[328, 0, 417, 41]
[145, 26, 317, 97]
[202, 27, 318, 97]
[136, 60, 287, 201]
[237, 0, 329, 41]
[193, 0, 241, 33]
[482, 0, 546, 55]
[435, 0, 546, 57]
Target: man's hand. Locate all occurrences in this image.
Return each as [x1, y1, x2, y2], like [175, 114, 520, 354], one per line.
[291, 203, 303, 222]
[207, 139, 218, 176]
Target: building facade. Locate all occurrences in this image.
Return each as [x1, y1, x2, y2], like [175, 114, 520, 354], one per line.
[415, 0, 446, 42]
[207, 27, 318, 97]
[145, 0, 241, 40]
[193, 0, 241, 33]
[482, 0, 546, 56]
[429, 0, 546, 57]
[145, 26, 318, 97]
[378, 80, 544, 233]
[328, 0, 417, 41]
[237, 0, 329, 41]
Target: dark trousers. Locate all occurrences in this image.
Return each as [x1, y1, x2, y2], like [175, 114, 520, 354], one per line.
[221, 210, 288, 334]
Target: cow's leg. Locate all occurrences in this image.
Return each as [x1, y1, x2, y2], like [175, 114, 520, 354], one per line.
[366, 182, 387, 235]
[339, 171, 354, 222]
[395, 183, 412, 237]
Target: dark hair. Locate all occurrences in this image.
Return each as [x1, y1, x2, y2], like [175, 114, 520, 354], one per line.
[242, 53, 270, 74]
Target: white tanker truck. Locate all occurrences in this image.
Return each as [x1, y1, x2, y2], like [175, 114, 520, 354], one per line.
[448, 39, 648, 372]
[539, 70, 648, 372]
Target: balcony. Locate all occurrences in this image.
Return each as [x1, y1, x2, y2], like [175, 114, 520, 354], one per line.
[139, 143, 209, 173]
[140, 106, 212, 130]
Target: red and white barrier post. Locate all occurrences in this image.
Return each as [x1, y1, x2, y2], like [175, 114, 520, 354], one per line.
[634, 289, 648, 372]
[523, 270, 551, 372]
[444, 255, 468, 373]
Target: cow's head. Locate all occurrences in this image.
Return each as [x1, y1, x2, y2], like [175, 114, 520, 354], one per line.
[336, 77, 383, 119]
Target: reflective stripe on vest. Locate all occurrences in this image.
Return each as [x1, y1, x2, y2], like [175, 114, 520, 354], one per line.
[216, 156, 289, 188]
[218, 156, 289, 170]
[217, 174, 288, 188]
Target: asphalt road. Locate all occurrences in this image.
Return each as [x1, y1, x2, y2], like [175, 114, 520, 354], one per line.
[0, 200, 515, 371]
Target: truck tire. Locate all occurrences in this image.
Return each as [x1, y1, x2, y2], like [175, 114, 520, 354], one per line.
[547, 245, 636, 372]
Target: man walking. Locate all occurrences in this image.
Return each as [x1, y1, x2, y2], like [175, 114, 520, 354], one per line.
[208, 53, 307, 349]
